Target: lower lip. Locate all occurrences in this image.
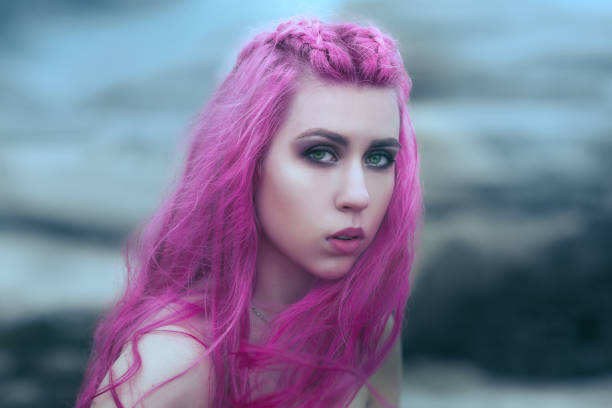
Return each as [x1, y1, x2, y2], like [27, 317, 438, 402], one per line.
[327, 237, 362, 255]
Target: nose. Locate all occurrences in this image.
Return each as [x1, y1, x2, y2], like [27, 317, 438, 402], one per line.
[335, 161, 370, 212]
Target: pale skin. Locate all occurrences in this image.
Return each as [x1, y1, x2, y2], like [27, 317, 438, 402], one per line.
[92, 75, 403, 407]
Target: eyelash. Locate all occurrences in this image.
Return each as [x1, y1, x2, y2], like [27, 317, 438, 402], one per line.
[303, 146, 396, 169]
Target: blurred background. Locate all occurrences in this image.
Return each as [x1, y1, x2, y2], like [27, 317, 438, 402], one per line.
[1, 0, 611, 407]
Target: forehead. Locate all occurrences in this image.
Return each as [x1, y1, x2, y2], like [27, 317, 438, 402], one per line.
[277, 76, 400, 143]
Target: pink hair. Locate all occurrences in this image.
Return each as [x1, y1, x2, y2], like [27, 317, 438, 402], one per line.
[76, 17, 421, 408]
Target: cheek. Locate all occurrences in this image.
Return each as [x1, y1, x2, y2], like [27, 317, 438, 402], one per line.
[370, 174, 395, 216]
[255, 159, 315, 237]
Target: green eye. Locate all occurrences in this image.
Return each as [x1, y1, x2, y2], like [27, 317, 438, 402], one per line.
[311, 151, 327, 160]
[306, 148, 336, 164]
[365, 152, 394, 168]
[367, 154, 384, 165]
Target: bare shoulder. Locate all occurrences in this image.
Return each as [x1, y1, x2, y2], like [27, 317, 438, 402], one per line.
[92, 322, 214, 408]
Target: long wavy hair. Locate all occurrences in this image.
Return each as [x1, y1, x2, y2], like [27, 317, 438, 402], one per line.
[76, 17, 421, 408]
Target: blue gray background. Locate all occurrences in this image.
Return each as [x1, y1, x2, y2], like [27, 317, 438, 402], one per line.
[1, 0, 611, 407]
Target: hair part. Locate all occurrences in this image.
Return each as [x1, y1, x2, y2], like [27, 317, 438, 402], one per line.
[77, 16, 421, 408]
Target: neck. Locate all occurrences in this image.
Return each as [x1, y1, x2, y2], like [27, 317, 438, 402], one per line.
[253, 233, 316, 317]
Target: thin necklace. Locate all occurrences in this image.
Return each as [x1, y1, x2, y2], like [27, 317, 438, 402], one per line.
[251, 305, 269, 324]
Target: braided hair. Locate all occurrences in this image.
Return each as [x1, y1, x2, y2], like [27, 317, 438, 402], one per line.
[236, 18, 409, 88]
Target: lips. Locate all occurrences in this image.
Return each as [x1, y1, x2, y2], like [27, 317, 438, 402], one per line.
[328, 227, 365, 240]
[326, 227, 365, 255]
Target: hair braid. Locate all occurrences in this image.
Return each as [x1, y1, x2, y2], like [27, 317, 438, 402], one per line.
[236, 18, 406, 87]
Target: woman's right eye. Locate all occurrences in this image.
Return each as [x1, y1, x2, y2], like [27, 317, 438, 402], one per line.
[305, 148, 337, 164]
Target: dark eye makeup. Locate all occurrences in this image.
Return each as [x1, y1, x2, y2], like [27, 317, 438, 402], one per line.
[302, 145, 396, 169]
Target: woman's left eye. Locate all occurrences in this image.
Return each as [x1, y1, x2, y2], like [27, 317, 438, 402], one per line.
[365, 151, 394, 168]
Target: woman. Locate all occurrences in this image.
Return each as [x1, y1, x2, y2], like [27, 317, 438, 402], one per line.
[77, 17, 422, 408]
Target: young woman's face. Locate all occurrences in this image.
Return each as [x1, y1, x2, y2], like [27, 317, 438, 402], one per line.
[255, 76, 400, 280]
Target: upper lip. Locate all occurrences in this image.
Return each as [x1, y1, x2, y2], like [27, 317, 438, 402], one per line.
[328, 227, 365, 240]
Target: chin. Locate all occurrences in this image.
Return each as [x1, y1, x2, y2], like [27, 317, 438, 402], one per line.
[308, 260, 354, 280]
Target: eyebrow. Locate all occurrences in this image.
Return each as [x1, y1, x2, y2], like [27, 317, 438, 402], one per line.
[296, 128, 401, 149]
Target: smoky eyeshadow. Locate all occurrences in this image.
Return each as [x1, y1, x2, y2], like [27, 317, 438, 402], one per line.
[293, 136, 340, 155]
[292, 133, 399, 162]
